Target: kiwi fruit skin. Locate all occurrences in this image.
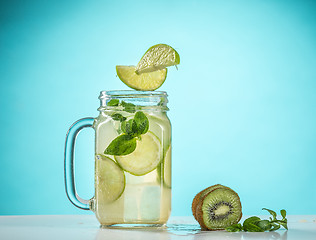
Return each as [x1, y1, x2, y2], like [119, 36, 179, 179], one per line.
[193, 185, 242, 230]
[198, 188, 242, 230]
[191, 184, 229, 221]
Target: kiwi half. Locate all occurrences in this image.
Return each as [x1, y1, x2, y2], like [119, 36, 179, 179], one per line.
[192, 184, 228, 220]
[193, 185, 242, 230]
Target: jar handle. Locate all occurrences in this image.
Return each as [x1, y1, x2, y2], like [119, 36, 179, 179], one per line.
[64, 117, 94, 210]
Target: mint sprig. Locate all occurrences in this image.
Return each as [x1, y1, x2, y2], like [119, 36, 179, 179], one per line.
[121, 119, 138, 136]
[226, 208, 288, 232]
[134, 111, 149, 135]
[121, 100, 136, 113]
[104, 111, 149, 156]
[104, 134, 136, 156]
[111, 113, 126, 122]
[225, 223, 243, 232]
[106, 99, 136, 113]
[107, 99, 120, 106]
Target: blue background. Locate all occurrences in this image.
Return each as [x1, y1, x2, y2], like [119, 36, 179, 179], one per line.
[1, 0, 316, 216]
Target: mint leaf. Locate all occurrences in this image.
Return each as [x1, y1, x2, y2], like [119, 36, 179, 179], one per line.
[158, 97, 166, 106]
[121, 119, 138, 136]
[121, 101, 136, 113]
[243, 216, 261, 225]
[225, 223, 243, 232]
[243, 217, 263, 232]
[111, 113, 126, 122]
[280, 209, 286, 219]
[104, 134, 136, 156]
[134, 111, 149, 135]
[107, 99, 120, 106]
[262, 208, 277, 220]
[270, 223, 281, 231]
[256, 220, 271, 231]
[279, 221, 288, 230]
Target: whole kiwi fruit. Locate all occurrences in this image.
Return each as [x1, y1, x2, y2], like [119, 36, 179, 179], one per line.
[192, 184, 242, 230]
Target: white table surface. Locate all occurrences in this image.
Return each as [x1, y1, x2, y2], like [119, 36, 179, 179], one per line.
[0, 215, 315, 240]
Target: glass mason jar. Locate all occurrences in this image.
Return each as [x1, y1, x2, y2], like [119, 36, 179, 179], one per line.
[64, 90, 171, 227]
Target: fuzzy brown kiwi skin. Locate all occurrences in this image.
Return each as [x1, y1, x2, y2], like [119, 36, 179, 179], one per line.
[195, 186, 242, 231]
[192, 184, 228, 221]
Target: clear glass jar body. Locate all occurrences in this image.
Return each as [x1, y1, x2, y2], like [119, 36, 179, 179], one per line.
[62, 90, 172, 226]
[93, 91, 171, 226]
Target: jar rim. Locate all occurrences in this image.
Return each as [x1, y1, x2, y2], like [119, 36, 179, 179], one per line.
[99, 90, 168, 98]
[98, 90, 169, 111]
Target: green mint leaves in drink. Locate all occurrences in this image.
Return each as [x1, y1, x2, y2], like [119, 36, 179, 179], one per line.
[121, 101, 136, 113]
[225, 208, 288, 232]
[120, 112, 149, 137]
[104, 134, 136, 156]
[158, 97, 166, 106]
[104, 111, 149, 156]
[111, 113, 127, 122]
[106, 99, 136, 113]
[134, 111, 149, 135]
[121, 119, 138, 136]
[107, 99, 120, 106]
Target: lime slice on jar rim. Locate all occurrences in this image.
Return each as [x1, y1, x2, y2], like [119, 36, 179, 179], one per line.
[116, 65, 167, 91]
[135, 44, 180, 74]
[95, 154, 125, 202]
[115, 131, 162, 176]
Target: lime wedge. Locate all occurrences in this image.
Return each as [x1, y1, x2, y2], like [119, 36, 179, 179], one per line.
[95, 154, 125, 202]
[115, 131, 162, 176]
[116, 65, 167, 91]
[135, 44, 180, 74]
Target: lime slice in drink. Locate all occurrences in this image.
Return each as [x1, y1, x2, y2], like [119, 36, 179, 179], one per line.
[157, 145, 171, 188]
[163, 146, 171, 188]
[116, 65, 167, 91]
[95, 154, 125, 202]
[147, 114, 171, 151]
[135, 44, 180, 74]
[115, 131, 162, 176]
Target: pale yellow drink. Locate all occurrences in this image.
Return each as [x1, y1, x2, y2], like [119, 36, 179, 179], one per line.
[92, 91, 171, 226]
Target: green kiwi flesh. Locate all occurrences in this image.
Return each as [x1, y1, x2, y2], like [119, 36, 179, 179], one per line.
[199, 187, 242, 230]
[192, 184, 229, 220]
